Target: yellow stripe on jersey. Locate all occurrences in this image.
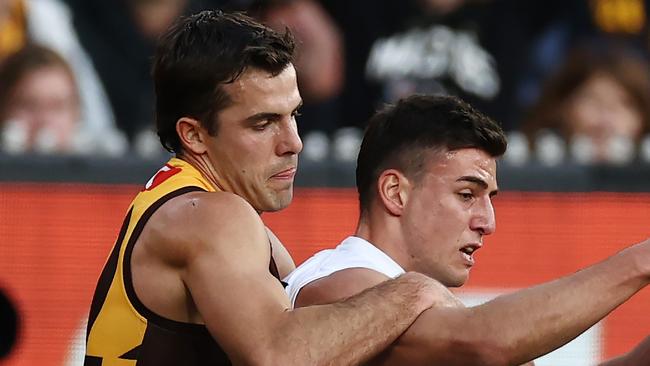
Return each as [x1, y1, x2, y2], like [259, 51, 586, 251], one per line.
[84, 158, 229, 365]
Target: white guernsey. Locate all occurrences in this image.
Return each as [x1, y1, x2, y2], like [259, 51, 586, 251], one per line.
[285, 236, 404, 307]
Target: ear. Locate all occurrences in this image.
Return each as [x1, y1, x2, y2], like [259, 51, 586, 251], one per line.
[176, 117, 208, 155]
[376, 169, 411, 216]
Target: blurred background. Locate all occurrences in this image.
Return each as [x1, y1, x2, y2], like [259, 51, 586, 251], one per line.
[1, 0, 650, 365]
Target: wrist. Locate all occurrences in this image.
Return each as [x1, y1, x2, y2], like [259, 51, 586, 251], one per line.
[616, 240, 650, 284]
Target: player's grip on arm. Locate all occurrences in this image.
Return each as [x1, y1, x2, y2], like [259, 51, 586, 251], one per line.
[178, 192, 449, 365]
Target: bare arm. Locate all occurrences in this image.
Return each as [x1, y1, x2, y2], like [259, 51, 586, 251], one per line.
[297, 240, 650, 366]
[599, 335, 650, 366]
[387, 242, 650, 366]
[174, 192, 444, 365]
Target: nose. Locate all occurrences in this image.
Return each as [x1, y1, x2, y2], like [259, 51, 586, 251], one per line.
[276, 117, 303, 156]
[470, 198, 496, 236]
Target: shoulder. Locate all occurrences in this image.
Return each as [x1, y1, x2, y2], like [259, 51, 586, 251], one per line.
[144, 190, 269, 265]
[158, 190, 262, 231]
[295, 268, 390, 307]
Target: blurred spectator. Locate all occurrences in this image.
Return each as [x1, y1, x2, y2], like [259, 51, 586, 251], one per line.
[364, 2, 501, 106]
[67, 0, 204, 145]
[516, 0, 650, 120]
[296, 0, 564, 161]
[0, 45, 79, 153]
[221, 0, 559, 161]
[522, 45, 650, 164]
[0, 0, 120, 150]
[256, 0, 343, 105]
[320, 0, 564, 133]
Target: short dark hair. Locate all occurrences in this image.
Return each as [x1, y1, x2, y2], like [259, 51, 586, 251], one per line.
[356, 94, 507, 212]
[153, 10, 295, 153]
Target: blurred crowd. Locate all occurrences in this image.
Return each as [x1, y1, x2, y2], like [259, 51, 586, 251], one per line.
[2, 0, 650, 165]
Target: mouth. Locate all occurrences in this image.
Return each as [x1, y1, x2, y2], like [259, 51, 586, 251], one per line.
[270, 167, 297, 180]
[459, 242, 482, 267]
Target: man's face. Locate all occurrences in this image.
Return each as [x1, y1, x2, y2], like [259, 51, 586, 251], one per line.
[203, 65, 303, 212]
[402, 148, 498, 287]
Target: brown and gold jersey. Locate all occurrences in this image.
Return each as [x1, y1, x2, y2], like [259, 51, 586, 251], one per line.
[84, 157, 281, 366]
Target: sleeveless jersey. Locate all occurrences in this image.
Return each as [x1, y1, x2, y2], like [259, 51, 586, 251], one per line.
[284, 236, 405, 307]
[84, 157, 282, 365]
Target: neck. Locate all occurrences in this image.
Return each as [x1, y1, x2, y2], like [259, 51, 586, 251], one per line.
[355, 211, 411, 271]
[177, 153, 225, 192]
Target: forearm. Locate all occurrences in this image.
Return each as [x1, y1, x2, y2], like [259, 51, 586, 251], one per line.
[272, 272, 437, 365]
[466, 246, 648, 365]
[381, 244, 649, 366]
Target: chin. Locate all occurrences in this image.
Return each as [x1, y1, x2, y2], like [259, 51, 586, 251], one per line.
[442, 273, 469, 288]
[263, 192, 293, 212]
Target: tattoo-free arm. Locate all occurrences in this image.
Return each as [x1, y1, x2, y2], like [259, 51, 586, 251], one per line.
[380, 241, 650, 366]
[178, 193, 441, 365]
[296, 240, 650, 366]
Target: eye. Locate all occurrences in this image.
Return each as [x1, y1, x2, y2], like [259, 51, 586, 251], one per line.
[458, 192, 474, 202]
[253, 121, 271, 131]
